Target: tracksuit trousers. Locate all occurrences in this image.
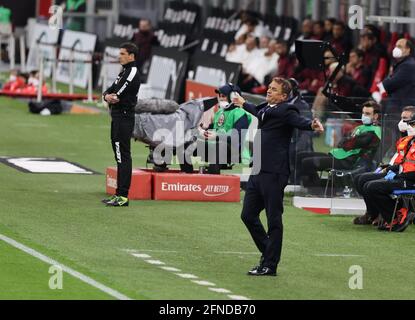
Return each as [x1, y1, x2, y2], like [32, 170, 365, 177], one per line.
[111, 110, 135, 198]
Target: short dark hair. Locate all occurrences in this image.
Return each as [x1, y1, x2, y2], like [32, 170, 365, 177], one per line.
[403, 106, 415, 114]
[362, 100, 381, 114]
[272, 77, 292, 96]
[120, 42, 138, 60]
[246, 16, 258, 26]
[361, 32, 376, 41]
[350, 48, 364, 59]
[325, 17, 337, 24]
[334, 21, 345, 29]
[364, 24, 380, 41]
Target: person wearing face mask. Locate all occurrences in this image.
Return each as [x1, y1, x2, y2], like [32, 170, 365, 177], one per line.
[374, 38, 415, 111]
[21, 70, 48, 95]
[298, 101, 381, 190]
[363, 112, 415, 232]
[27, 71, 40, 87]
[201, 83, 252, 174]
[353, 106, 415, 225]
[2, 70, 32, 92]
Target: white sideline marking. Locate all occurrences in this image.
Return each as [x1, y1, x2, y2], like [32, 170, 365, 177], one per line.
[209, 288, 231, 294]
[215, 251, 258, 255]
[160, 266, 181, 272]
[175, 273, 199, 279]
[314, 254, 365, 257]
[127, 251, 250, 300]
[14, 123, 49, 128]
[123, 248, 178, 253]
[144, 250, 178, 253]
[145, 260, 165, 265]
[0, 233, 131, 300]
[132, 253, 151, 259]
[228, 295, 250, 300]
[192, 280, 216, 286]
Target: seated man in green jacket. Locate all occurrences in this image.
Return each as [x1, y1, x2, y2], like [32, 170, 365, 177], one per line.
[181, 83, 252, 174]
[298, 100, 381, 188]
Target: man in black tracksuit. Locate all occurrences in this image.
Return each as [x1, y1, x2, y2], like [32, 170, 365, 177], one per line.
[102, 43, 141, 207]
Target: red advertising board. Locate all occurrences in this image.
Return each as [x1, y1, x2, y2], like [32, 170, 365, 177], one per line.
[153, 172, 240, 202]
[185, 80, 217, 101]
[106, 167, 152, 200]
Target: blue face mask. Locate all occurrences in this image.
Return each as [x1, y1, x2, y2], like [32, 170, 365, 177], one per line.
[361, 115, 372, 125]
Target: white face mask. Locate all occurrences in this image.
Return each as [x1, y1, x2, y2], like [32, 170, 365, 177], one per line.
[218, 101, 230, 109]
[361, 114, 372, 125]
[398, 120, 409, 132]
[408, 126, 415, 136]
[28, 77, 39, 86]
[393, 47, 403, 59]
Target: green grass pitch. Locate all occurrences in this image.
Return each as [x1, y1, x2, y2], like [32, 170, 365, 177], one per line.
[1, 96, 415, 300]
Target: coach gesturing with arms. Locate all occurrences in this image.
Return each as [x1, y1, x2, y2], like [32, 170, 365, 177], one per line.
[102, 43, 140, 207]
[233, 77, 324, 276]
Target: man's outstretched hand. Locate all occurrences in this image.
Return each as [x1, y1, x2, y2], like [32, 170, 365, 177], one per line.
[311, 118, 324, 133]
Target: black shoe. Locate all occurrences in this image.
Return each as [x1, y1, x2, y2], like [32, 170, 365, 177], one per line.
[247, 266, 276, 276]
[101, 195, 117, 205]
[247, 255, 265, 275]
[106, 196, 129, 207]
[247, 265, 261, 275]
[353, 213, 374, 225]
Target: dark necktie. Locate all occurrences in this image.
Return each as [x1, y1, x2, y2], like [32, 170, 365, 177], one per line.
[258, 105, 271, 121]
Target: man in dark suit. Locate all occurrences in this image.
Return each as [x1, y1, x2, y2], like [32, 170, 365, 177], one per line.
[233, 77, 324, 276]
[376, 38, 415, 112]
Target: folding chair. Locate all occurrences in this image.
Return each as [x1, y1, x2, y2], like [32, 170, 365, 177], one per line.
[389, 189, 415, 231]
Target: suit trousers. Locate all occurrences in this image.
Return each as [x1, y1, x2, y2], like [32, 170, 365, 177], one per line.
[241, 172, 289, 271]
[111, 112, 134, 197]
[365, 178, 408, 222]
[353, 172, 386, 218]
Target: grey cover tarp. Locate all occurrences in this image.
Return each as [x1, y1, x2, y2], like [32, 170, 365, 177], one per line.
[133, 99, 179, 114]
[133, 98, 208, 148]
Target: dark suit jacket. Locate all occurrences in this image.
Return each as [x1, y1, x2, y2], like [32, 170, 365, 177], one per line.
[243, 99, 313, 174]
[383, 56, 415, 109]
